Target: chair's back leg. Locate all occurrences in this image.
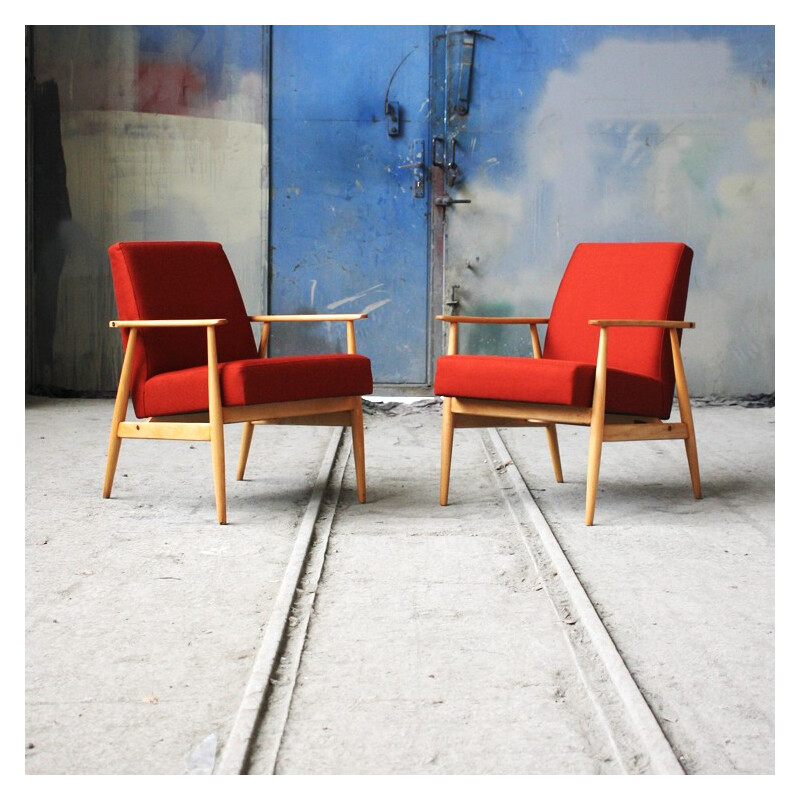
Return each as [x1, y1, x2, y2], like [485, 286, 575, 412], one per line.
[351, 399, 367, 503]
[440, 397, 455, 506]
[237, 319, 268, 482]
[544, 423, 564, 483]
[670, 329, 702, 499]
[237, 422, 255, 481]
[103, 328, 138, 499]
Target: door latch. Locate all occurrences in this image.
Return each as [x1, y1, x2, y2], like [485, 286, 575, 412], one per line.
[445, 284, 461, 310]
[385, 100, 400, 136]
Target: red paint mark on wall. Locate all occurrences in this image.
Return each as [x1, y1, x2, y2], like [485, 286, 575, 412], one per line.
[136, 63, 205, 114]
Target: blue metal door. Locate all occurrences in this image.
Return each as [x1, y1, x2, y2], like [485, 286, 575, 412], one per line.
[269, 26, 432, 386]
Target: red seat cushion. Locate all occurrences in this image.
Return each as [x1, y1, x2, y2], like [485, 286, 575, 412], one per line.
[435, 355, 595, 407]
[142, 354, 373, 417]
[434, 354, 669, 419]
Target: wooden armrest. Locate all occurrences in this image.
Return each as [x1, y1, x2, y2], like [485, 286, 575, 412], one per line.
[109, 318, 228, 328]
[437, 315, 550, 325]
[249, 313, 368, 356]
[438, 315, 550, 357]
[249, 313, 368, 323]
[588, 319, 695, 329]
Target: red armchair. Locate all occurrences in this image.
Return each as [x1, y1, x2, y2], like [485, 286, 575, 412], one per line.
[434, 242, 702, 525]
[103, 241, 373, 524]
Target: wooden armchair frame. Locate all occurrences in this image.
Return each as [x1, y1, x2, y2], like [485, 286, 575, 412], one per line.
[103, 313, 368, 525]
[437, 315, 702, 525]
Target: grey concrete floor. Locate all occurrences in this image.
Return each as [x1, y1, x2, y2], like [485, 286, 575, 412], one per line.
[24, 395, 776, 783]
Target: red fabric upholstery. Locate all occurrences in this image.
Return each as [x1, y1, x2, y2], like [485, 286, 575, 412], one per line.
[109, 241, 373, 418]
[434, 242, 693, 419]
[144, 354, 374, 417]
[433, 355, 667, 417]
[435, 355, 595, 406]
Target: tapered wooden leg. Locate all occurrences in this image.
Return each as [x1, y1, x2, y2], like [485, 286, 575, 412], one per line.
[586, 328, 609, 525]
[207, 327, 227, 524]
[670, 329, 702, 499]
[210, 420, 226, 524]
[237, 422, 255, 481]
[585, 415, 604, 526]
[351, 399, 367, 503]
[683, 434, 702, 499]
[103, 417, 124, 499]
[544, 423, 564, 483]
[440, 397, 455, 506]
[103, 328, 138, 498]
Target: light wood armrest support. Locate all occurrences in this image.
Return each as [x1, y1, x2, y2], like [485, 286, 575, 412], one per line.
[110, 319, 228, 328]
[249, 314, 368, 322]
[589, 319, 695, 329]
[437, 315, 549, 357]
[437, 315, 550, 325]
[248, 313, 369, 356]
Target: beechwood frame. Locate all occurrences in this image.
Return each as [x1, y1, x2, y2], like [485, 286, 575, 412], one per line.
[103, 314, 368, 525]
[437, 315, 702, 525]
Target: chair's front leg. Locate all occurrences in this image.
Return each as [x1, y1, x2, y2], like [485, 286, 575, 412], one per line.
[350, 398, 367, 503]
[586, 327, 609, 525]
[103, 328, 138, 499]
[206, 326, 227, 524]
[670, 328, 702, 499]
[440, 397, 455, 505]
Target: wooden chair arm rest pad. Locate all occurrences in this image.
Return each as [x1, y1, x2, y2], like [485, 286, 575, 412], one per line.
[588, 319, 695, 329]
[249, 314, 368, 323]
[110, 319, 228, 328]
[436, 315, 550, 325]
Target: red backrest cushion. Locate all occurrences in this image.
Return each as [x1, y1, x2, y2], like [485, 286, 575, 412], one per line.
[544, 242, 693, 389]
[109, 242, 258, 413]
